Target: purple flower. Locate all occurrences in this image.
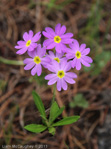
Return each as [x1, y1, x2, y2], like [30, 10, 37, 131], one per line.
[15, 30, 41, 55]
[66, 40, 93, 70]
[45, 61, 77, 91]
[23, 44, 50, 76]
[45, 51, 67, 64]
[42, 23, 74, 53]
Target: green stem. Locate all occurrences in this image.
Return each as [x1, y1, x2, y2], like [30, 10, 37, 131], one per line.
[52, 84, 56, 104]
[0, 56, 24, 65]
[64, 141, 69, 149]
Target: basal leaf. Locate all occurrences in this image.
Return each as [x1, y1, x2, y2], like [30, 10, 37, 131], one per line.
[52, 116, 80, 126]
[40, 115, 48, 121]
[32, 91, 46, 119]
[48, 126, 56, 135]
[24, 124, 47, 133]
[50, 106, 65, 124]
[49, 101, 59, 122]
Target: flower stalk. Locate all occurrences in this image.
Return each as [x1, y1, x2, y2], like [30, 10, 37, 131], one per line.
[52, 84, 56, 104]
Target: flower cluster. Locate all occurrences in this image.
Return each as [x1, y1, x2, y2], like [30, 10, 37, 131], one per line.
[15, 23, 93, 91]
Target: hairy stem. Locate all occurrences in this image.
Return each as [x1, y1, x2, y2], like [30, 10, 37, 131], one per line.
[52, 84, 56, 104]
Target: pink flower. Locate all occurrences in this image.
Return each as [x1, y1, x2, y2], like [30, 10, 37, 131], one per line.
[42, 23, 73, 53]
[15, 30, 41, 55]
[23, 44, 50, 76]
[45, 61, 77, 91]
[66, 40, 93, 70]
[45, 51, 67, 64]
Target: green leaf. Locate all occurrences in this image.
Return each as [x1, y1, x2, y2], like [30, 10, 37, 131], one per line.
[69, 102, 76, 108]
[40, 115, 48, 121]
[32, 91, 46, 119]
[49, 101, 59, 122]
[52, 116, 80, 126]
[48, 127, 56, 135]
[70, 94, 89, 108]
[50, 106, 65, 124]
[24, 124, 47, 133]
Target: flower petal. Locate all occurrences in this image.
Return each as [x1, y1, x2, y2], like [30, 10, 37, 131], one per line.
[45, 27, 55, 36]
[71, 58, 77, 68]
[48, 51, 55, 58]
[65, 72, 77, 78]
[56, 52, 64, 58]
[42, 57, 51, 63]
[69, 39, 79, 51]
[80, 58, 91, 67]
[23, 58, 33, 64]
[29, 30, 33, 38]
[32, 32, 41, 42]
[46, 64, 56, 72]
[17, 40, 26, 45]
[55, 43, 67, 53]
[41, 57, 51, 68]
[62, 61, 71, 72]
[47, 42, 56, 49]
[55, 23, 61, 35]
[31, 64, 42, 76]
[43, 39, 54, 47]
[16, 47, 27, 55]
[60, 57, 67, 62]
[46, 61, 60, 72]
[23, 32, 29, 41]
[80, 44, 86, 52]
[61, 79, 67, 90]
[45, 74, 57, 80]
[66, 50, 75, 59]
[66, 54, 74, 59]
[61, 33, 73, 38]
[48, 77, 58, 85]
[24, 62, 35, 70]
[31, 65, 37, 76]
[81, 48, 90, 55]
[31, 43, 38, 49]
[64, 76, 75, 84]
[62, 39, 74, 44]
[57, 79, 62, 91]
[28, 45, 35, 51]
[42, 31, 53, 38]
[60, 59, 66, 68]
[36, 64, 42, 76]
[55, 44, 62, 53]
[76, 60, 81, 70]
[61, 43, 68, 53]
[15, 41, 26, 49]
[28, 49, 37, 58]
[60, 25, 66, 35]
[36, 44, 46, 57]
[82, 56, 93, 63]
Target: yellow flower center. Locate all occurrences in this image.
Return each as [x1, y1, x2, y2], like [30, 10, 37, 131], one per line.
[26, 40, 31, 47]
[34, 56, 41, 64]
[75, 51, 81, 59]
[54, 57, 60, 63]
[54, 36, 61, 43]
[57, 70, 65, 78]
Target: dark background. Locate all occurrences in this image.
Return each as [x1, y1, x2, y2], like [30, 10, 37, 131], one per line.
[0, 0, 111, 148]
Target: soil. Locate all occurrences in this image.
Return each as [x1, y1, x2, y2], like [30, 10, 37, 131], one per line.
[0, 0, 111, 149]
